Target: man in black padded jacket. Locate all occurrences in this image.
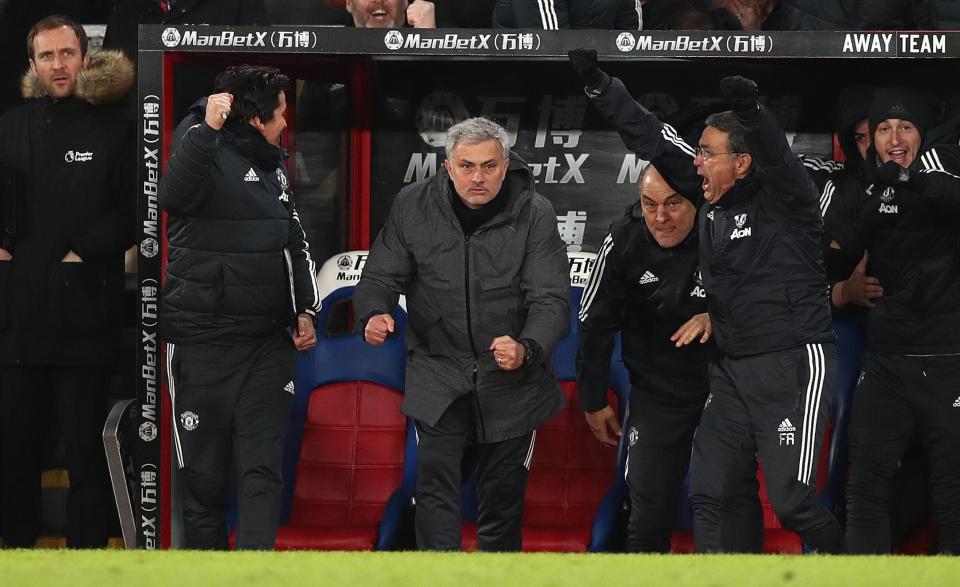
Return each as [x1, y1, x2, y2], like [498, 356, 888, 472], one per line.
[159, 65, 320, 550]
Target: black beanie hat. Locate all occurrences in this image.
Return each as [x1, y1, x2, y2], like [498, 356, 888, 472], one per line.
[868, 87, 932, 138]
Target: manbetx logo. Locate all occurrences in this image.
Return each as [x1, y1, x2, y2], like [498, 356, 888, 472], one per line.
[618, 34, 723, 52]
[174, 30, 267, 48]
[385, 31, 493, 51]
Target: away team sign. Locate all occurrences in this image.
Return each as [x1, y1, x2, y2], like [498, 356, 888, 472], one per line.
[139, 26, 960, 58]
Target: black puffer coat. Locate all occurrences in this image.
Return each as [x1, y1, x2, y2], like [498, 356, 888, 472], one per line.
[158, 121, 321, 345]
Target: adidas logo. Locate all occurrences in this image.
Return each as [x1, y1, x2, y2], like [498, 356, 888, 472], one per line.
[706, 210, 715, 220]
[778, 418, 796, 432]
[284, 381, 295, 394]
[953, 396, 960, 408]
[638, 271, 659, 285]
[244, 168, 260, 182]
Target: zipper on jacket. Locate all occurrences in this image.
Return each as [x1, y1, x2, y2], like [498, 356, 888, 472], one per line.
[463, 237, 488, 440]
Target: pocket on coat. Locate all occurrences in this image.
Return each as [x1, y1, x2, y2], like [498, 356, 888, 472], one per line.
[480, 277, 522, 335]
[48, 262, 109, 331]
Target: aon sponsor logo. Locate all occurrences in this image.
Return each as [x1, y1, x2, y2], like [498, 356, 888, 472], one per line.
[730, 227, 752, 240]
[879, 203, 898, 214]
[690, 285, 706, 298]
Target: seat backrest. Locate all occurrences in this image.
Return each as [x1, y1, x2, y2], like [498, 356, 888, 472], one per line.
[524, 381, 619, 528]
[289, 380, 407, 527]
[281, 251, 410, 526]
[523, 252, 629, 528]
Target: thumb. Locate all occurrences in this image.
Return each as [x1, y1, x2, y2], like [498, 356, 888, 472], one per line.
[609, 414, 622, 436]
[856, 252, 868, 273]
[385, 315, 395, 333]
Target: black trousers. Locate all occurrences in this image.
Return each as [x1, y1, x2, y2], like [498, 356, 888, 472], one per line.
[166, 332, 296, 550]
[846, 352, 960, 554]
[0, 366, 112, 548]
[690, 343, 845, 553]
[623, 387, 706, 552]
[414, 393, 535, 552]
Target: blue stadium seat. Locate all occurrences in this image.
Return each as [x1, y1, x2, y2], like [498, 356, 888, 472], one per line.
[275, 251, 416, 550]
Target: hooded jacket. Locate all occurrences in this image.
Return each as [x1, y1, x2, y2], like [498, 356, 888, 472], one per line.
[820, 86, 876, 285]
[0, 50, 136, 366]
[354, 156, 569, 442]
[846, 91, 960, 355]
[158, 119, 322, 345]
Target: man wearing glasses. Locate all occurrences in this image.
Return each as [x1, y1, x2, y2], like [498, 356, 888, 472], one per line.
[688, 77, 844, 553]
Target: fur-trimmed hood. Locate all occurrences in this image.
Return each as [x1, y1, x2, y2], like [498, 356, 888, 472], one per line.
[20, 49, 134, 106]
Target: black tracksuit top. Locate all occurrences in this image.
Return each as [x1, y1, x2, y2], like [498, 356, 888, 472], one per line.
[577, 204, 714, 412]
[699, 108, 835, 358]
[578, 74, 713, 412]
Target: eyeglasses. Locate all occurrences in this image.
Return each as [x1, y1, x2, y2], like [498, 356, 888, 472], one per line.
[694, 147, 741, 162]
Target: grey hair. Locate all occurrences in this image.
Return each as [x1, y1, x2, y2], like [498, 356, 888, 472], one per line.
[445, 117, 510, 161]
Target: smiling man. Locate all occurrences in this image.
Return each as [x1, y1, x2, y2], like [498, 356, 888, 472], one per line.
[569, 48, 715, 553]
[0, 15, 135, 548]
[842, 88, 960, 554]
[688, 76, 845, 554]
[345, 0, 436, 28]
[355, 117, 569, 551]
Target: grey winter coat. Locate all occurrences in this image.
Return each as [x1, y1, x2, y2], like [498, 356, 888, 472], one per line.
[354, 155, 569, 442]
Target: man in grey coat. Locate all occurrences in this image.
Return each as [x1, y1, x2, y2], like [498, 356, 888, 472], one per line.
[355, 117, 569, 551]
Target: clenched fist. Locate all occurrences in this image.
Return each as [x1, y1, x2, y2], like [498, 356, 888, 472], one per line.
[406, 0, 436, 28]
[205, 92, 233, 131]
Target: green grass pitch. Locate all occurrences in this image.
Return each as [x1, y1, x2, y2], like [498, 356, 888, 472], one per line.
[2, 551, 958, 586]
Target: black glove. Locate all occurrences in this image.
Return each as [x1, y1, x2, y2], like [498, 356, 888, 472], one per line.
[720, 75, 760, 122]
[568, 48, 605, 90]
[876, 159, 927, 192]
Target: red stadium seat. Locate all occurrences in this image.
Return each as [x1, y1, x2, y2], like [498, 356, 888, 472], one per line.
[462, 382, 619, 552]
[276, 381, 407, 550]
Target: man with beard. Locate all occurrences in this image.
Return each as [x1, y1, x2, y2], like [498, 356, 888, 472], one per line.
[843, 88, 960, 554]
[355, 117, 569, 551]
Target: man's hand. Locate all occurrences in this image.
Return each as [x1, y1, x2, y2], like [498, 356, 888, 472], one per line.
[364, 313, 395, 346]
[292, 313, 317, 351]
[834, 252, 883, 308]
[876, 159, 927, 192]
[670, 312, 712, 347]
[584, 406, 622, 447]
[490, 335, 524, 371]
[568, 48, 603, 88]
[406, 0, 436, 28]
[205, 93, 233, 131]
[720, 75, 759, 119]
[62, 250, 83, 262]
[0, 247, 11, 261]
